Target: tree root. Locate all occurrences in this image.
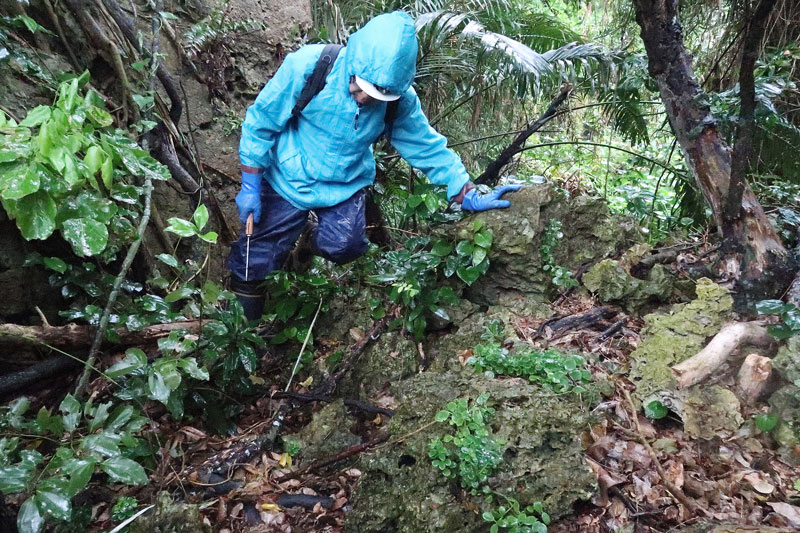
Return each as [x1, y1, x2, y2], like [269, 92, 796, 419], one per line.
[63, 0, 138, 124]
[671, 321, 772, 389]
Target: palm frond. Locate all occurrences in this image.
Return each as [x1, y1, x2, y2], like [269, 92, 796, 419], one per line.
[415, 10, 610, 99]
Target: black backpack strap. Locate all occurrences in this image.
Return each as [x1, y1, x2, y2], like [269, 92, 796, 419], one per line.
[291, 43, 344, 119]
[383, 100, 399, 142]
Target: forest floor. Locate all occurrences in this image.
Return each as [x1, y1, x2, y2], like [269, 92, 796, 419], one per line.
[61, 284, 799, 532]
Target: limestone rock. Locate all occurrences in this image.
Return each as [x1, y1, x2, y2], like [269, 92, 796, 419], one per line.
[682, 385, 743, 440]
[345, 371, 599, 532]
[768, 385, 800, 464]
[582, 259, 675, 311]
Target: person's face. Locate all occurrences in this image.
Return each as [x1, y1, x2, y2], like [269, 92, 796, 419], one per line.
[349, 79, 377, 106]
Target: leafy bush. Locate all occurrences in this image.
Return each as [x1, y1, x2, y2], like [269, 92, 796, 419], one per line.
[428, 394, 503, 492]
[0, 74, 168, 260]
[0, 396, 149, 533]
[368, 221, 493, 339]
[467, 342, 591, 394]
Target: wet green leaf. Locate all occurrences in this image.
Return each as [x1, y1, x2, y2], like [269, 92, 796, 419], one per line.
[61, 217, 108, 256]
[17, 497, 44, 533]
[101, 457, 148, 485]
[16, 191, 57, 240]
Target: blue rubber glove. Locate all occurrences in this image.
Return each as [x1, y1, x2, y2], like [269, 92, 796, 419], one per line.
[461, 185, 522, 212]
[235, 171, 263, 224]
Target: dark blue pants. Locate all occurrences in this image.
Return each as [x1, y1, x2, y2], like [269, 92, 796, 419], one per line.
[227, 182, 369, 284]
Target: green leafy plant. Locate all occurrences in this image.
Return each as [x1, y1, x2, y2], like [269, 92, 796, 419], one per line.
[368, 224, 492, 339]
[110, 496, 138, 522]
[428, 393, 503, 492]
[0, 396, 149, 533]
[482, 497, 550, 533]
[165, 204, 218, 244]
[539, 219, 577, 289]
[262, 270, 338, 346]
[754, 412, 779, 433]
[0, 74, 169, 259]
[467, 342, 591, 394]
[644, 399, 669, 419]
[284, 440, 301, 458]
[755, 299, 800, 340]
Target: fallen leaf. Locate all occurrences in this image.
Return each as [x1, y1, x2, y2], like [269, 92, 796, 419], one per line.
[767, 502, 800, 527]
[278, 453, 292, 468]
[743, 472, 774, 495]
[349, 327, 365, 342]
[344, 468, 362, 478]
[586, 457, 625, 507]
[299, 375, 313, 387]
[261, 502, 281, 513]
[372, 414, 382, 425]
[664, 460, 684, 490]
[248, 374, 265, 385]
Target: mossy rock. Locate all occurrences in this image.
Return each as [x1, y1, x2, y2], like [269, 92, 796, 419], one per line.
[339, 330, 420, 398]
[768, 385, 800, 464]
[630, 278, 734, 402]
[345, 371, 600, 532]
[286, 399, 361, 464]
[128, 492, 210, 533]
[582, 260, 675, 311]
[682, 385, 743, 440]
[453, 185, 640, 306]
[773, 336, 800, 386]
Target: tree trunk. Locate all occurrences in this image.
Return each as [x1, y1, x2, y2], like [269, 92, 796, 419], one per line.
[631, 0, 791, 307]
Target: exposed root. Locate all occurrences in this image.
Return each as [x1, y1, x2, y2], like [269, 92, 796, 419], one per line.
[671, 321, 772, 389]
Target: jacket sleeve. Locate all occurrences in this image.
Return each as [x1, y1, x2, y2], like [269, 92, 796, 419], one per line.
[238, 45, 324, 170]
[388, 88, 471, 200]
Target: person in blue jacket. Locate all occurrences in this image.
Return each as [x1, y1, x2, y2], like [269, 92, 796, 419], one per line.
[228, 11, 520, 320]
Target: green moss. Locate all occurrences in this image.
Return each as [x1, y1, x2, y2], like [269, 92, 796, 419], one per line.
[287, 399, 360, 463]
[630, 278, 733, 401]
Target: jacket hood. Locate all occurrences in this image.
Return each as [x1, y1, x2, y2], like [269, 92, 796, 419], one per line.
[345, 11, 418, 95]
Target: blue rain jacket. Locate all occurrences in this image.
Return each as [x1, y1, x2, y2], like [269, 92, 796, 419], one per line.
[238, 11, 471, 209]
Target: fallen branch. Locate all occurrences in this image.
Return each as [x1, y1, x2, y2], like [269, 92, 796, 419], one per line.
[540, 306, 617, 340]
[671, 321, 771, 389]
[273, 432, 389, 483]
[0, 320, 204, 349]
[0, 356, 81, 397]
[476, 83, 573, 186]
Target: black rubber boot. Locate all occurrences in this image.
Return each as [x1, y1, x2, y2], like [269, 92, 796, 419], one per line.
[230, 278, 266, 323]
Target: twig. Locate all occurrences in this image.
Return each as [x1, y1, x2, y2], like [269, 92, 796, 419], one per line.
[622, 389, 701, 515]
[285, 298, 323, 392]
[74, 175, 153, 397]
[273, 432, 389, 483]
